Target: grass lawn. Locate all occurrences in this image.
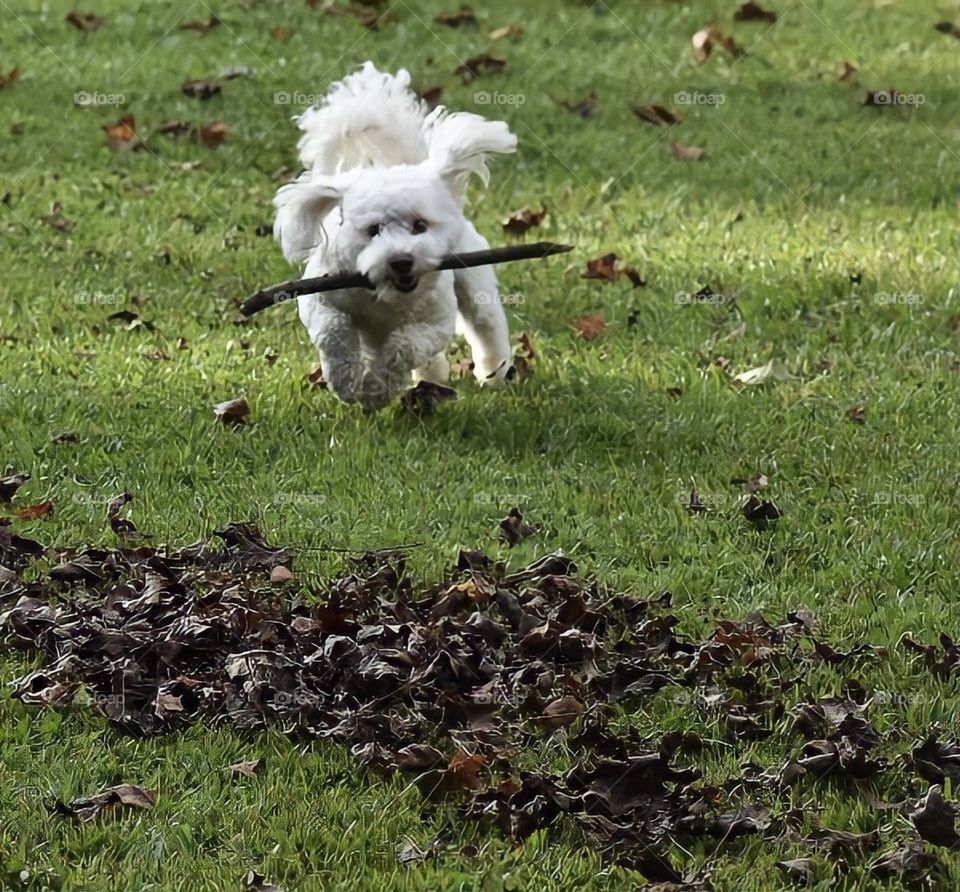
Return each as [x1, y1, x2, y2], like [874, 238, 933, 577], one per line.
[2, 0, 960, 888]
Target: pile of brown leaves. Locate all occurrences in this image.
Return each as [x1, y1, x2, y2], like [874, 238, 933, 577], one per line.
[0, 521, 955, 884]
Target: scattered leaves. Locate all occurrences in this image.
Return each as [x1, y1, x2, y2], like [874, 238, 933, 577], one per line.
[54, 784, 156, 822]
[454, 54, 506, 83]
[572, 313, 607, 340]
[734, 2, 777, 23]
[498, 507, 539, 547]
[15, 501, 54, 521]
[102, 114, 139, 151]
[213, 397, 251, 426]
[633, 104, 681, 126]
[560, 93, 597, 118]
[182, 79, 221, 100]
[503, 205, 547, 236]
[400, 381, 457, 416]
[692, 27, 742, 62]
[65, 10, 105, 31]
[671, 141, 705, 161]
[436, 7, 476, 27]
[0, 474, 29, 501]
[200, 121, 230, 147]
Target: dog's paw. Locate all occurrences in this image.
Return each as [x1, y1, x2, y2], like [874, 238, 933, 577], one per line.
[325, 361, 365, 404]
[473, 356, 513, 388]
[357, 367, 401, 410]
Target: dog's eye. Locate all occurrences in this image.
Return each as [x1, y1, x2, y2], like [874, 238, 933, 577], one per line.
[366, 224, 381, 238]
[411, 218, 428, 234]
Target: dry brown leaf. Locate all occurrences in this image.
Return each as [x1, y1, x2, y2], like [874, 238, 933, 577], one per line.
[934, 22, 960, 40]
[734, 2, 777, 23]
[435, 6, 476, 27]
[0, 66, 20, 90]
[560, 92, 597, 118]
[572, 313, 607, 340]
[182, 79, 221, 100]
[158, 120, 192, 137]
[489, 23, 522, 40]
[66, 10, 105, 31]
[503, 205, 547, 236]
[181, 16, 221, 33]
[200, 121, 230, 147]
[213, 398, 250, 426]
[454, 54, 506, 82]
[102, 114, 138, 151]
[632, 104, 681, 126]
[671, 141, 705, 161]
[15, 501, 54, 521]
[692, 27, 742, 62]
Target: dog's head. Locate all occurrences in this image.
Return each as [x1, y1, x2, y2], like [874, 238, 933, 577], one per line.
[274, 111, 516, 297]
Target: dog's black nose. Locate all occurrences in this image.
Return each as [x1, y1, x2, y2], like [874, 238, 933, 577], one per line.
[389, 255, 414, 275]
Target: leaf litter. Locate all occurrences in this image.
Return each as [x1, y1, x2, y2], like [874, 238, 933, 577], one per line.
[0, 516, 954, 883]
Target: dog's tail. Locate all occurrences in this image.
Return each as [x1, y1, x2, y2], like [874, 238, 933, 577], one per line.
[295, 62, 430, 174]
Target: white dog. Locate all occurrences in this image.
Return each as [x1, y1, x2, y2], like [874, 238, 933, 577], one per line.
[273, 63, 517, 409]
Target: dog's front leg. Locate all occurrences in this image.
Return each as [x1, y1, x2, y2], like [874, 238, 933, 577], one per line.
[360, 322, 452, 409]
[300, 300, 365, 403]
[453, 223, 513, 387]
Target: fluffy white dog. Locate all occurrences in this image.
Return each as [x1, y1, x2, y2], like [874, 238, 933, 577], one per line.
[273, 63, 517, 409]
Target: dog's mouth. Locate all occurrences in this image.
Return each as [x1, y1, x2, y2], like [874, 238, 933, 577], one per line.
[391, 275, 418, 293]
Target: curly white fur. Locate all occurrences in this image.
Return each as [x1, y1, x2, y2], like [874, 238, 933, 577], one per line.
[273, 62, 517, 410]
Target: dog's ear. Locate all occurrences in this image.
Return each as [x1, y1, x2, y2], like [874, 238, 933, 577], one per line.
[273, 177, 343, 264]
[424, 110, 517, 198]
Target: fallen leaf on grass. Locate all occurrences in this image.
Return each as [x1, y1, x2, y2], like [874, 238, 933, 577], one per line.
[180, 16, 221, 33]
[0, 474, 29, 501]
[182, 79, 221, 100]
[15, 502, 53, 521]
[0, 66, 21, 89]
[54, 784, 155, 821]
[539, 695, 584, 730]
[244, 870, 283, 892]
[518, 331, 536, 360]
[228, 759, 261, 778]
[102, 114, 139, 151]
[213, 398, 251, 426]
[454, 54, 506, 82]
[776, 859, 816, 880]
[582, 253, 643, 286]
[731, 358, 792, 385]
[397, 836, 443, 866]
[499, 507, 539, 546]
[692, 27, 742, 62]
[633, 104, 681, 126]
[270, 565, 293, 585]
[435, 6, 476, 27]
[416, 85, 443, 108]
[560, 92, 597, 118]
[489, 23, 522, 40]
[65, 10, 105, 31]
[742, 495, 782, 523]
[107, 310, 155, 331]
[503, 205, 547, 235]
[400, 381, 457, 416]
[200, 121, 230, 147]
[734, 2, 777, 23]
[871, 843, 940, 882]
[909, 733, 960, 784]
[41, 202, 75, 233]
[157, 120, 192, 137]
[838, 61, 858, 81]
[910, 785, 960, 849]
[52, 431, 79, 445]
[107, 492, 137, 537]
[671, 141, 705, 161]
[934, 22, 960, 40]
[572, 313, 607, 340]
[848, 405, 867, 424]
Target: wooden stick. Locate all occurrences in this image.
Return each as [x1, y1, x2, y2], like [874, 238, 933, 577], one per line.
[241, 241, 573, 317]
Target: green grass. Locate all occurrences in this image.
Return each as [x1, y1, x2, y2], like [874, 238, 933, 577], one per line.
[2, 0, 960, 888]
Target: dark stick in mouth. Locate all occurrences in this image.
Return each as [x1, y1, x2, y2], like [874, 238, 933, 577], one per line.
[240, 241, 574, 317]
